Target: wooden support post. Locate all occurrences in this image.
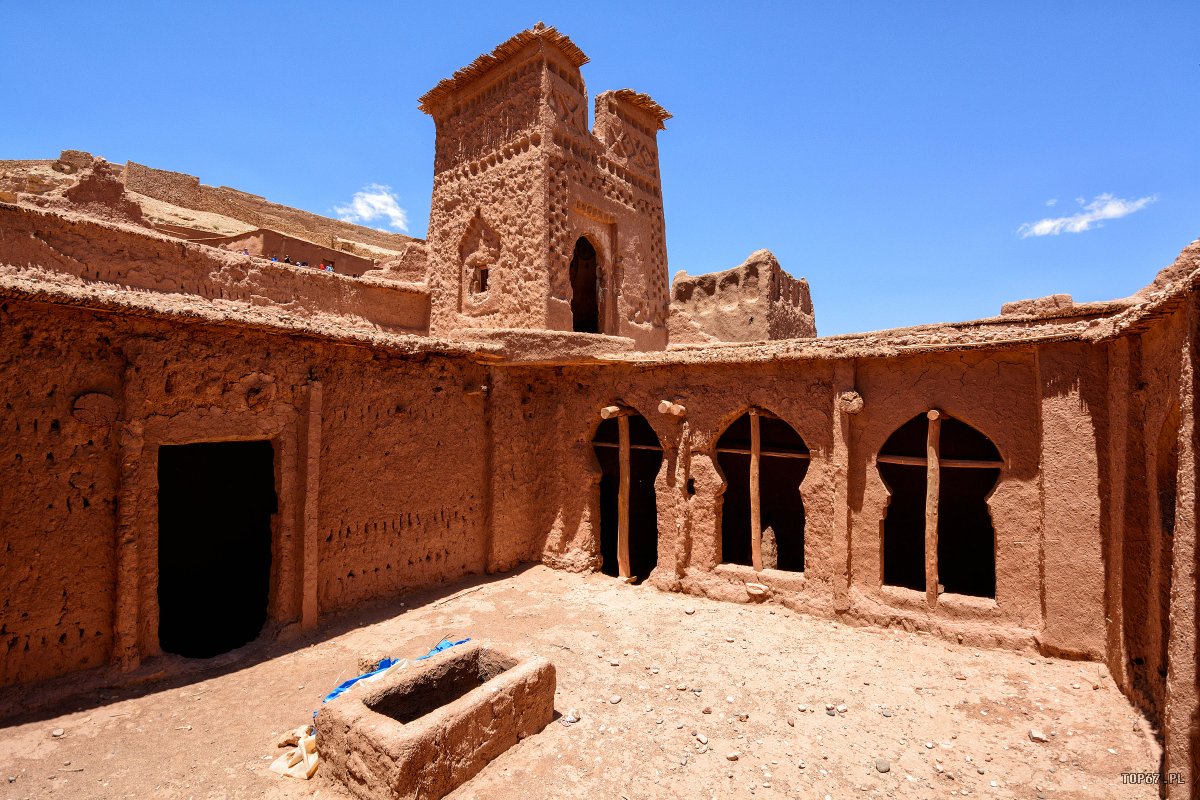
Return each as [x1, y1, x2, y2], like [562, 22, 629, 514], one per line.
[925, 409, 941, 607]
[618, 414, 631, 580]
[750, 409, 763, 572]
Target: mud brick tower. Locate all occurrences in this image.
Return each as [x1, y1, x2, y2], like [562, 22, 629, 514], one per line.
[419, 23, 672, 349]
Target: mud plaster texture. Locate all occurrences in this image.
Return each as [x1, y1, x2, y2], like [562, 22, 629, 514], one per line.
[1, 20, 1200, 798]
[670, 249, 817, 343]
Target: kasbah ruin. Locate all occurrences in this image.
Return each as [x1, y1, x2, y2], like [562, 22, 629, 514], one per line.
[0, 20, 1197, 800]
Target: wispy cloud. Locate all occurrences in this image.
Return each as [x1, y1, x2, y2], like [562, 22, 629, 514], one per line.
[1044, 198, 1058, 207]
[1018, 193, 1156, 238]
[334, 184, 409, 232]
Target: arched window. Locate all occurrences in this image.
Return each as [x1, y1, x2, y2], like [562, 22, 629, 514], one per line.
[592, 407, 662, 583]
[878, 411, 1001, 601]
[569, 237, 600, 333]
[716, 409, 809, 571]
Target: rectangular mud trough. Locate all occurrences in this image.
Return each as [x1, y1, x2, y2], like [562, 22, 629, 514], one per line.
[316, 643, 555, 800]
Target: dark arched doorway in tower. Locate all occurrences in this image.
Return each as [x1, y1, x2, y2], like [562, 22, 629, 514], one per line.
[569, 237, 600, 333]
[878, 412, 1001, 599]
[716, 409, 809, 572]
[593, 410, 662, 583]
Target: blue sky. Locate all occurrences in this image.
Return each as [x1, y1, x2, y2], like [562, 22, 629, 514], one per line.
[2, 2, 1196, 335]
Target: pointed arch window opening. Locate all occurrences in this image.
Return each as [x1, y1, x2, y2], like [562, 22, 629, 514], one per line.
[715, 408, 810, 572]
[878, 410, 1003, 605]
[592, 406, 662, 583]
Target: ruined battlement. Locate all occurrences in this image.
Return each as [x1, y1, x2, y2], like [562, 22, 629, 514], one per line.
[669, 250, 817, 343]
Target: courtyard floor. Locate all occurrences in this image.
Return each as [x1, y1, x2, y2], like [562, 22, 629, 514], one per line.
[0, 566, 1160, 799]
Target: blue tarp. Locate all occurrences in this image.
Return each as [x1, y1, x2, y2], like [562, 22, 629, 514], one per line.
[313, 637, 472, 718]
[416, 637, 471, 661]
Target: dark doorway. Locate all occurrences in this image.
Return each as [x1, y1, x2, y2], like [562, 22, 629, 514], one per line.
[593, 412, 662, 583]
[879, 414, 999, 598]
[569, 237, 600, 334]
[716, 411, 809, 571]
[158, 440, 276, 658]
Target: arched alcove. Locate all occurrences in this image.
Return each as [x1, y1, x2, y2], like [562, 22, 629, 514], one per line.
[878, 412, 1001, 598]
[592, 409, 662, 583]
[715, 409, 809, 571]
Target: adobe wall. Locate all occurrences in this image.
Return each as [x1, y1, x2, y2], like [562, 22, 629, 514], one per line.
[0, 204, 430, 334]
[123, 162, 418, 255]
[488, 342, 1115, 652]
[0, 298, 488, 686]
[670, 249, 817, 343]
[198, 229, 378, 277]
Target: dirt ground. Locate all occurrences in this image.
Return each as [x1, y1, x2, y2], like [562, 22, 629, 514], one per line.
[0, 566, 1160, 799]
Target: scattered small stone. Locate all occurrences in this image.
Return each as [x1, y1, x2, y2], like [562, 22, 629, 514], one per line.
[798, 704, 808, 712]
[826, 708, 836, 716]
[954, 674, 966, 681]
[977, 767, 985, 775]
[836, 704, 847, 714]
[51, 729, 64, 738]
[726, 637, 735, 643]
[610, 695, 622, 704]
[680, 754, 687, 766]
[825, 703, 835, 711]
[925, 741, 935, 749]
[609, 659, 620, 667]
[726, 752, 740, 761]
[703, 707, 712, 714]
[726, 695, 735, 703]
[684, 608, 696, 615]
[1029, 729, 1049, 743]
[697, 734, 708, 745]
[786, 718, 795, 727]
[881, 708, 893, 718]
[737, 713, 749, 722]
[798, 760, 807, 769]
[875, 758, 891, 773]
[677, 683, 687, 691]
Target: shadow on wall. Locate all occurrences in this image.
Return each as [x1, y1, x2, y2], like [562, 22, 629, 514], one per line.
[0, 565, 542, 727]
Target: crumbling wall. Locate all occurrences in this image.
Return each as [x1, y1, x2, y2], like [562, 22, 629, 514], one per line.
[124, 161, 418, 255]
[0, 302, 123, 686]
[0, 205, 430, 334]
[670, 249, 816, 343]
[0, 295, 489, 686]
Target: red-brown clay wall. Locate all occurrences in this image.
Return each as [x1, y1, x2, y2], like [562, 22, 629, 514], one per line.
[0, 302, 123, 685]
[489, 346, 1111, 651]
[0, 205, 430, 333]
[314, 354, 490, 612]
[0, 298, 487, 686]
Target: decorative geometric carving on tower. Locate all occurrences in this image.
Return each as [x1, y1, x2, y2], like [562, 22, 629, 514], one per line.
[419, 23, 672, 350]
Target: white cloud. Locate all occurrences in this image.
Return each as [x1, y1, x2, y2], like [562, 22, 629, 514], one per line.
[1018, 193, 1156, 238]
[1044, 198, 1058, 207]
[334, 184, 409, 232]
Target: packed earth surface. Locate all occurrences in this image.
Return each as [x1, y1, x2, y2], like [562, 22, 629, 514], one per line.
[0, 567, 1158, 799]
